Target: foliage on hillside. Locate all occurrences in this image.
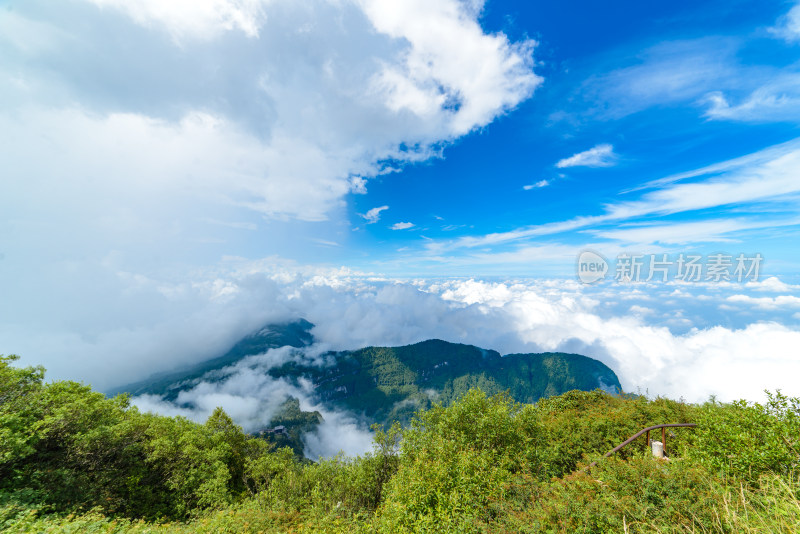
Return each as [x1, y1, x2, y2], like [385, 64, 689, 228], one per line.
[269, 339, 621, 427]
[112, 327, 622, 447]
[2, 354, 799, 533]
[256, 397, 323, 458]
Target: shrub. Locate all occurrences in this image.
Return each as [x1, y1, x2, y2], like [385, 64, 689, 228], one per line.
[690, 391, 800, 482]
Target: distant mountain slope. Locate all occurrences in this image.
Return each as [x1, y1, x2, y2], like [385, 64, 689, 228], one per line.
[268, 338, 620, 426]
[106, 319, 313, 398]
[111, 319, 621, 433]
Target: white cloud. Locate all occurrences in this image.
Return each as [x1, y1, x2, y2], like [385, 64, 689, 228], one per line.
[6, 259, 800, 430]
[590, 218, 800, 246]
[574, 28, 799, 125]
[358, 0, 541, 135]
[303, 410, 375, 459]
[523, 180, 550, 190]
[770, 2, 800, 43]
[310, 238, 340, 247]
[556, 143, 617, 168]
[391, 222, 415, 230]
[431, 279, 800, 402]
[726, 294, 800, 310]
[578, 38, 738, 119]
[703, 73, 800, 122]
[361, 205, 389, 224]
[0, 108, 362, 223]
[0, 0, 541, 374]
[625, 138, 800, 193]
[746, 276, 800, 293]
[0, 0, 539, 225]
[87, 0, 268, 41]
[606, 149, 800, 219]
[629, 305, 654, 315]
[132, 346, 375, 458]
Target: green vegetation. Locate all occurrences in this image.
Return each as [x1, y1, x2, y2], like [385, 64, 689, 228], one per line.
[112, 320, 622, 441]
[269, 338, 622, 428]
[257, 398, 323, 458]
[2, 354, 799, 533]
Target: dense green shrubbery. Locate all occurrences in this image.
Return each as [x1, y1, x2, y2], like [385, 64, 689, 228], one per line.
[2, 354, 799, 533]
[689, 392, 800, 482]
[374, 391, 542, 532]
[0, 355, 269, 519]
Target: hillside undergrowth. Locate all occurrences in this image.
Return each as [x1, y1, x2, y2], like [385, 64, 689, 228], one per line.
[2, 354, 798, 533]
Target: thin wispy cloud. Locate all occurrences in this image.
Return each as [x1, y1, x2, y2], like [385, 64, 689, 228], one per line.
[703, 73, 800, 122]
[556, 143, 617, 168]
[769, 2, 800, 43]
[573, 37, 739, 119]
[623, 138, 800, 193]
[424, 140, 800, 253]
[87, 0, 268, 40]
[590, 218, 800, 246]
[361, 205, 389, 224]
[391, 222, 415, 230]
[310, 238, 341, 247]
[523, 180, 550, 190]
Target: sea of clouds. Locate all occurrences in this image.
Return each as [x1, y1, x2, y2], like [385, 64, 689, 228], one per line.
[5, 260, 800, 457]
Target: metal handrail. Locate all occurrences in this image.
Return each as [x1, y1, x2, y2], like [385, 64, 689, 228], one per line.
[587, 423, 697, 469]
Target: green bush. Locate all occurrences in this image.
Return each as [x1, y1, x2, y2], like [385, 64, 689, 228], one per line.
[534, 389, 697, 478]
[0, 355, 272, 520]
[689, 391, 800, 482]
[373, 389, 542, 532]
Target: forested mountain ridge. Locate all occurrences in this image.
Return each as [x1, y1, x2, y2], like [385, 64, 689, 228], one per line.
[267, 338, 620, 426]
[111, 320, 621, 432]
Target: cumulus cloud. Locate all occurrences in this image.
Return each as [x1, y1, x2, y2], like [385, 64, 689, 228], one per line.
[556, 143, 617, 168]
[746, 276, 800, 293]
[361, 205, 389, 224]
[0, 0, 539, 236]
[0, 0, 541, 391]
[358, 0, 541, 135]
[430, 278, 800, 402]
[390, 222, 415, 230]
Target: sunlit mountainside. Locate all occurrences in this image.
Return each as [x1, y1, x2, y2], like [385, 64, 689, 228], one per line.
[112, 320, 620, 456]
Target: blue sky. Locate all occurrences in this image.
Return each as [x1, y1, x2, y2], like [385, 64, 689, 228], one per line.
[343, 0, 800, 277]
[2, 0, 800, 402]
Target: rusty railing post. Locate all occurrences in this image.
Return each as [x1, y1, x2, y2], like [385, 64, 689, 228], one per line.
[585, 423, 697, 470]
